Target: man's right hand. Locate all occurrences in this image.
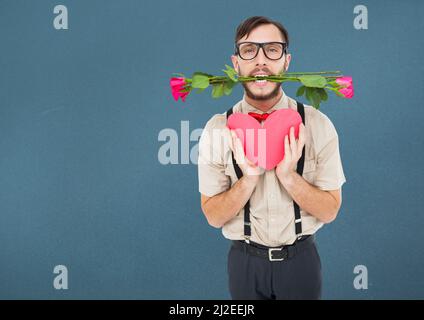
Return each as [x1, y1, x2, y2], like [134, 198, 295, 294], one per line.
[200, 128, 264, 228]
[225, 128, 265, 185]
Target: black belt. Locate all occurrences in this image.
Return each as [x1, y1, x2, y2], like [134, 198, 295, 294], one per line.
[232, 235, 315, 262]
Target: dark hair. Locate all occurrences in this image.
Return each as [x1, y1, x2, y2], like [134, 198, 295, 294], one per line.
[235, 16, 290, 49]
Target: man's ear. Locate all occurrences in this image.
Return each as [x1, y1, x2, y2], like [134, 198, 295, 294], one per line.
[284, 53, 292, 72]
[231, 55, 239, 74]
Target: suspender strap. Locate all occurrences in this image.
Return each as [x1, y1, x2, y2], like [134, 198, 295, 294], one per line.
[294, 101, 306, 238]
[226, 107, 251, 243]
[226, 101, 306, 242]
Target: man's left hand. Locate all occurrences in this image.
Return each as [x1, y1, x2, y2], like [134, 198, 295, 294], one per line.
[276, 123, 306, 182]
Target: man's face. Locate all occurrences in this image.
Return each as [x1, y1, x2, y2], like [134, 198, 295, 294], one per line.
[231, 24, 291, 101]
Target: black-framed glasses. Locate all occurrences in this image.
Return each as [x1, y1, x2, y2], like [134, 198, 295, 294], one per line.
[235, 42, 287, 60]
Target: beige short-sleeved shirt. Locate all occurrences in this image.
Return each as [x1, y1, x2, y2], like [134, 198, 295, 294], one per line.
[198, 90, 346, 246]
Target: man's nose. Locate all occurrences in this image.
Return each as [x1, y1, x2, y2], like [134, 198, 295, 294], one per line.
[255, 47, 268, 65]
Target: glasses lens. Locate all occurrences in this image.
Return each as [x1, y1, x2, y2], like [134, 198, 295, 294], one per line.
[263, 43, 284, 60]
[238, 43, 259, 60]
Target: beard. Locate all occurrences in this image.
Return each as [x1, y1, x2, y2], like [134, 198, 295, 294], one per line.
[238, 64, 286, 101]
[242, 81, 281, 101]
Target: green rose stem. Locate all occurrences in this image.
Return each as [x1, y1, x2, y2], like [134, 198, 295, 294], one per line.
[182, 71, 345, 94]
[283, 71, 341, 75]
[172, 66, 352, 109]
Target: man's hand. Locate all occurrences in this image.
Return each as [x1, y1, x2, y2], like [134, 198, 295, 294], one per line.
[276, 123, 306, 183]
[225, 128, 264, 186]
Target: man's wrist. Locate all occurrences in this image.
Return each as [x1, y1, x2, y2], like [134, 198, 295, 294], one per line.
[278, 170, 298, 188]
[241, 175, 259, 189]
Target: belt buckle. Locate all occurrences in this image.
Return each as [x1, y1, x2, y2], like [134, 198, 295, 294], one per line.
[268, 247, 286, 261]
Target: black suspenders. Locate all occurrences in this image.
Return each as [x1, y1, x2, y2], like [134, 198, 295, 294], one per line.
[226, 101, 306, 243]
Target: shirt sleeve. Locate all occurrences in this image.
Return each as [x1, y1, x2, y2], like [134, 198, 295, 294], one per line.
[313, 113, 347, 191]
[197, 115, 230, 197]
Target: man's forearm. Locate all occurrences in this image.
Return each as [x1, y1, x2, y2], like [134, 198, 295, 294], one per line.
[279, 171, 340, 223]
[202, 177, 257, 228]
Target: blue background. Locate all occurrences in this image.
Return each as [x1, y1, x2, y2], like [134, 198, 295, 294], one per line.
[0, 0, 423, 299]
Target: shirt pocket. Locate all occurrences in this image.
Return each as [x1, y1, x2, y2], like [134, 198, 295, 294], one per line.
[302, 158, 317, 184]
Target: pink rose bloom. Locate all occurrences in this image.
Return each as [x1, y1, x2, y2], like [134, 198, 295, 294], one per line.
[170, 77, 190, 102]
[335, 76, 354, 98]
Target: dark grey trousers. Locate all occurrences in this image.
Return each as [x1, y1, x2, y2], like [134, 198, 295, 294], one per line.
[227, 238, 322, 300]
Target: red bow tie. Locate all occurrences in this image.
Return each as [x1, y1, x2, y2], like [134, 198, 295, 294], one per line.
[248, 110, 275, 123]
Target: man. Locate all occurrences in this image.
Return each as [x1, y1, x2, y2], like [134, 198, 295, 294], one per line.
[197, 16, 346, 300]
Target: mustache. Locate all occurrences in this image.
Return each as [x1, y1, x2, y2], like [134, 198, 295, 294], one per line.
[248, 67, 274, 76]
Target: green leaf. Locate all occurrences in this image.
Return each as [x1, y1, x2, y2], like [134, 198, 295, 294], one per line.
[317, 88, 328, 101]
[223, 69, 237, 82]
[191, 73, 210, 89]
[305, 87, 313, 102]
[212, 83, 224, 98]
[224, 81, 236, 96]
[296, 85, 306, 97]
[305, 87, 321, 109]
[195, 87, 206, 93]
[222, 64, 238, 82]
[299, 75, 327, 88]
[334, 89, 344, 97]
[311, 89, 321, 109]
[193, 71, 213, 77]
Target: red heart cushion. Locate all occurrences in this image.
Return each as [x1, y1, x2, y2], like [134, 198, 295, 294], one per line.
[227, 108, 302, 170]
